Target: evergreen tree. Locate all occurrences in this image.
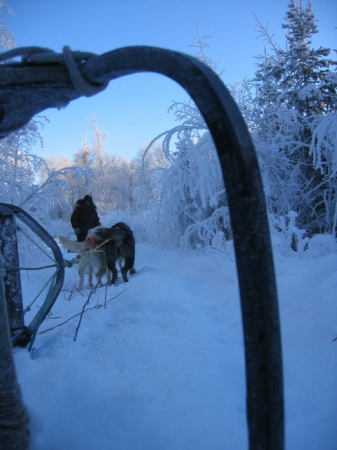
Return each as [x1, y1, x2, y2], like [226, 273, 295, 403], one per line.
[281, 0, 335, 115]
[252, 0, 337, 235]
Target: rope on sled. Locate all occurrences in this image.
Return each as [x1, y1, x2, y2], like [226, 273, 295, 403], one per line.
[5, 237, 115, 270]
[3, 239, 111, 273]
[4, 259, 73, 271]
[4, 260, 72, 317]
[4, 263, 58, 271]
[18, 238, 114, 316]
[0, 46, 108, 97]
[3, 260, 71, 315]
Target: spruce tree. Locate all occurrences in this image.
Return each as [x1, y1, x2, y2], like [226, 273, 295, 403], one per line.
[252, 0, 337, 235]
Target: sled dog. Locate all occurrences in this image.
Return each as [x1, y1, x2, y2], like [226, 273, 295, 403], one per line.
[58, 236, 111, 290]
[87, 222, 136, 285]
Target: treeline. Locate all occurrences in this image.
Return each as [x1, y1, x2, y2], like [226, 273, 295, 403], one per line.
[40, 115, 168, 217]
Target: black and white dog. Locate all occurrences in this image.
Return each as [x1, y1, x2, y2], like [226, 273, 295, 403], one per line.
[87, 222, 136, 285]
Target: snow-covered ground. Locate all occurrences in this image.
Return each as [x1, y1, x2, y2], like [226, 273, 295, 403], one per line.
[13, 235, 337, 450]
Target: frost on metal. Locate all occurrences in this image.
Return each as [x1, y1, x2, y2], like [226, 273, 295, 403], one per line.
[0, 203, 65, 347]
[0, 213, 24, 332]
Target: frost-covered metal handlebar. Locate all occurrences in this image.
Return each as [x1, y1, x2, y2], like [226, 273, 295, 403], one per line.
[0, 45, 284, 450]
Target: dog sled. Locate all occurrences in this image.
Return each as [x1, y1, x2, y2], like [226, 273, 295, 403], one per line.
[0, 45, 284, 449]
[0, 202, 65, 349]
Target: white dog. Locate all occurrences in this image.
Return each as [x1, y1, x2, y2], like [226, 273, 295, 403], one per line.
[58, 236, 111, 290]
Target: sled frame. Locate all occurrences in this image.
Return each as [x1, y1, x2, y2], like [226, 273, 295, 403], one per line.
[0, 45, 284, 450]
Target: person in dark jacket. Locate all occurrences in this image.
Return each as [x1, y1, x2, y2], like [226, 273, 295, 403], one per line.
[70, 195, 101, 242]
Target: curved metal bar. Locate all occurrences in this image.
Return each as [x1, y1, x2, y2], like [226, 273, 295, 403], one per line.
[0, 203, 65, 344]
[86, 46, 284, 450]
[0, 46, 284, 449]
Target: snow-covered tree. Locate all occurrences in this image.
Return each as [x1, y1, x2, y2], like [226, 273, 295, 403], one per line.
[139, 33, 230, 249]
[0, 0, 14, 51]
[0, 119, 46, 205]
[250, 0, 337, 235]
[63, 115, 137, 213]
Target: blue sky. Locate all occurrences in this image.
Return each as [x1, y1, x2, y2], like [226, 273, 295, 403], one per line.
[5, 0, 337, 161]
